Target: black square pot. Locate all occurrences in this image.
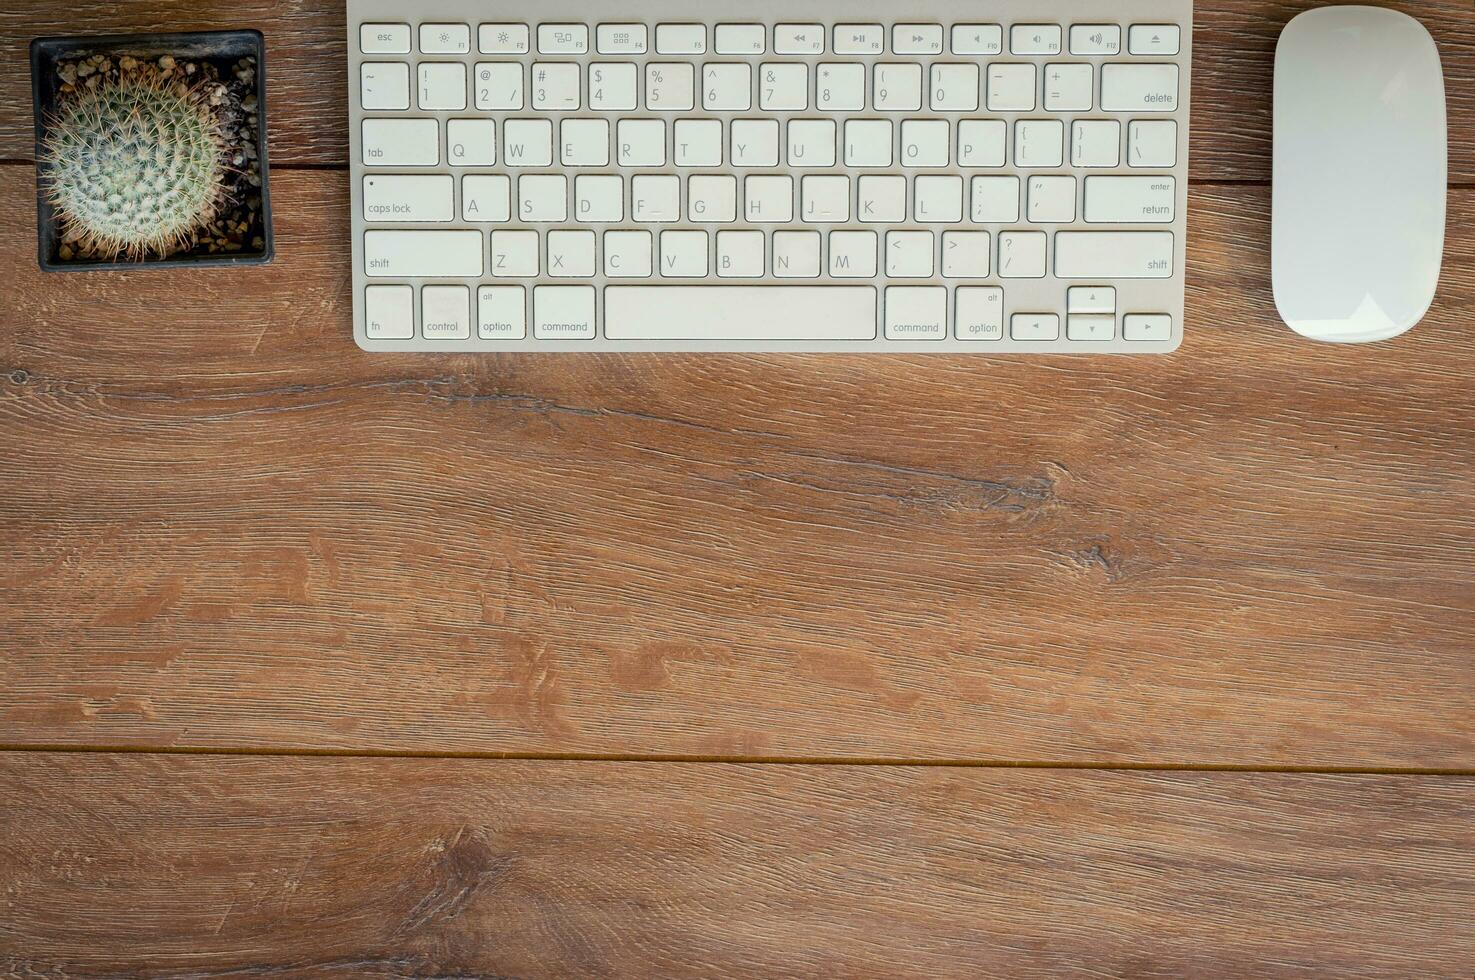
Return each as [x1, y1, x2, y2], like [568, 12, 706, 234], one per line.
[30, 29, 274, 272]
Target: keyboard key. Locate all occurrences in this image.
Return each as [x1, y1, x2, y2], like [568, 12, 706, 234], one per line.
[1129, 120, 1178, 167]
[1015, 120, 1064, 168]
[1070, 25, 1121, 56]
[952, 25, 1003, 55]
[548, 230, 597, 276]
[703, 63, 752, 111]
[478, 285, 527, 339]
[490, 229, 539, 275]
[773, 231, 822, 277]
[618, 119, 666, 166]
[801, 174, 849, 221]
[1011, 313, 1060, 340]
[914, 175, 963, 222]
[447, 118, 496, 165]
[885, 287, 947, 340]
[1084, 176, 1175, 223]
[365, 285, 414, 339]
[362, 174, 454, 222]
[675, 118, 724, 165]
[986, 64, 1035, 111]
[660, 230, 709, 277]
[789, 119, 837, 167]
[647, 63, 695, 110]
[971, 176, 1020, 223]
[533, 286, 597, 339]
[422, 284, 471, 339]
[597, 24, 647, 54]
[893, 24, 944, 55]
[538, 24, 588, 54]
[766, 231, 814, 276]
[575, 174, 624, 221]
[420, 23, 470, 54]
[604, 230, 653, 277]
[1067, 314, 1115, 341]
[474, 63, 524, 110]
[829, 230, 877, 277]
[361, 118, 438, 166]
[1068, 286, 1116, 313]
[834, 25, 885, 55]
[1044, 63, 1093, 111]
[874, 63, 923, 111]
[364, 230, 482, 278]
[1101, 64, 1179, 112]
[731, 120, 780, 167]
[998, 231, 1047, 278]
[745, 175, 794, 221]
[604, 287, 877, 341]
[1123, 314, 1174, 341]
[1129, 25, 1181, 56]
[716, 24, 766, 55]
[931, 64, 980, 111]
[1054, 232, 1174, 279]
[818, 64, 866, 111]
[479, 24, 529, 54]
[360, 63, 410, 110]
[518, 174, 567, 222]
[503, 119, 553, 166]
[1011, 25, 1062, 55]
[858, 175, 906, 222]
[632, 175, 680, 221]
[942, 232, 991, 278]
[1028, 175, 1076, 223]
[531, 63, 580, 110]
[717, 230, 765, 277]
[589, 62, 638, 110]
[361, 24, 410, 54]
[1072, 120, 1121, 168]
[461, 175, 511, 221]
[845, 119, 893, 167]
[958, 120, 1006, 167]
[418, 63, 466, 111]
[885, 231, 934, 277]
[560, 118, 609, 166]
[775, 24, 825, 55]
[901, 119, 949, 167]
[760, 64, 808, 110]
[690, 175, 738, 222]
[657, 23, 707, 54]
[956, 287, 1004, 340]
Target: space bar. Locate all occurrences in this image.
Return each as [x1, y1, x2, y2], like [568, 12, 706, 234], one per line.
[605, 286, 877, 340]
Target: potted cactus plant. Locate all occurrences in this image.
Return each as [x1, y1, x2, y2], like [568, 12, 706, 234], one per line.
[30, 31, 273, 270]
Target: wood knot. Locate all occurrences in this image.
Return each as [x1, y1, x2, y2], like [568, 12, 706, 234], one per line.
[8, 369, 29, 384]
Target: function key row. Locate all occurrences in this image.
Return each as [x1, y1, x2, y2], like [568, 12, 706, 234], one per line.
[361, 22, 1181, 58]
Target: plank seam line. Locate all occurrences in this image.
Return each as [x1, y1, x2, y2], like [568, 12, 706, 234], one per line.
[2, 744, 1472, 776]
[2, 158, 1474, 190]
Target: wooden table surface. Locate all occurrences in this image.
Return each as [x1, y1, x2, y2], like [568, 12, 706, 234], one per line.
[2, 1, 1472, 974]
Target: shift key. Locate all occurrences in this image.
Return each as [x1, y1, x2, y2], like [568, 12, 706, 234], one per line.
[364, 230, 483, 277]
[1055, 232, 1174, 279]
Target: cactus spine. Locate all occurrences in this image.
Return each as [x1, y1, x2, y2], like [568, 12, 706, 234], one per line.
[42, 69, 227, 260]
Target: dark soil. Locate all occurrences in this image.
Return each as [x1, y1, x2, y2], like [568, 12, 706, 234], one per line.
[48, 51, 265, 263]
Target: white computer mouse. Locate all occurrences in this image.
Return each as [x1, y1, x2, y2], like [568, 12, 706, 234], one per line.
[1272, 6, 1447, 344]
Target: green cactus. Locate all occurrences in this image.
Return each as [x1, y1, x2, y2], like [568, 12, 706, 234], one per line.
[41, 70, 227, 260]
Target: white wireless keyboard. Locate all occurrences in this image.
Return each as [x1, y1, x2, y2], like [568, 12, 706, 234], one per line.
[347, 0, 1192, 352]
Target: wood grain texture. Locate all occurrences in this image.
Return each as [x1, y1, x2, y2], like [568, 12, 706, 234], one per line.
[0, 0, 1471, 181]
[3, 753, 1473, 977]
[3, 167, 1473, 766]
